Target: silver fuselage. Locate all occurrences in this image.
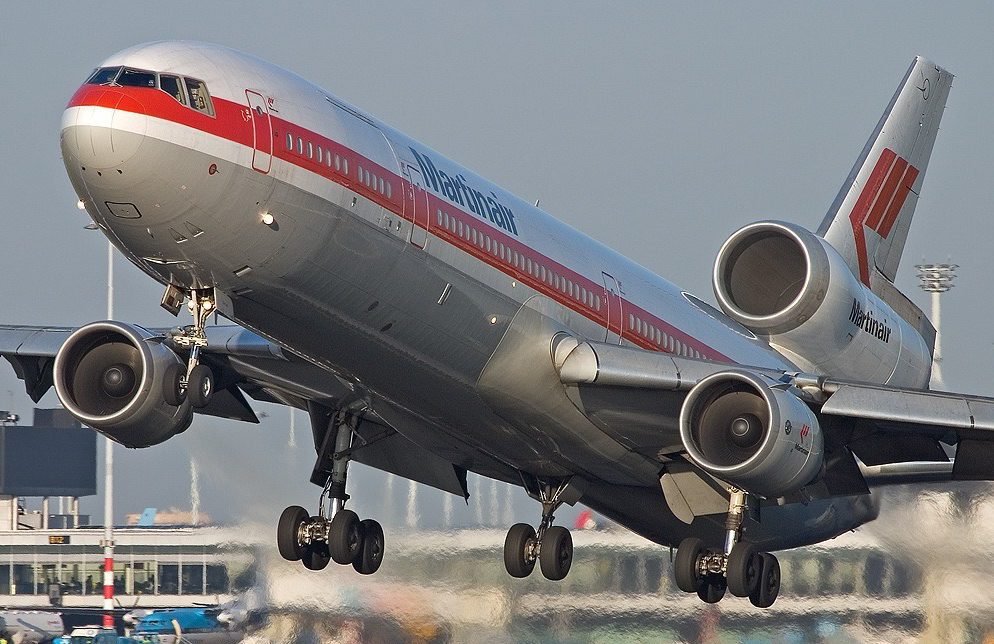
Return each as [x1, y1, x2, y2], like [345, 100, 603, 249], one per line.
[59, 41, 879, 549]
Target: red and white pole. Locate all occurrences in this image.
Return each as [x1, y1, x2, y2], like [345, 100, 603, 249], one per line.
[102, 241, 115, 629]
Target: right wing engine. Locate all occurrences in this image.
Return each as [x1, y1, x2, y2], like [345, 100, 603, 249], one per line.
[54, 321, 192, 447]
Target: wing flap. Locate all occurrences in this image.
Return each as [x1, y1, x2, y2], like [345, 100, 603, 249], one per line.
[821, 381, 994, 435]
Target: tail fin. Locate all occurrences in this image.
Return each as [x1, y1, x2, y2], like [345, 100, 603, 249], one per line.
[818, 56, 953, 287]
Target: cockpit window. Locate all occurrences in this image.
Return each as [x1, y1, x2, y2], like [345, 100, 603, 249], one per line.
[86, 67, 122, 85]
[117, 68, 157, 88]
[184, 77, 215, 116]
[158, 74, 186, 105]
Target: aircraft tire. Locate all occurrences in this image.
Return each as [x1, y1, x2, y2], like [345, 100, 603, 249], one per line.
[749, 553, 781, 608]
[726, 542, 760, 597]
[674, 537, 705, 593]
[163, 363, 186, 406]
[301, 542, 331, 570]
[353, 519, 385, 575]
[276, 505, 309, 561]
[698, 575, 726, 603]
[188, 364, 215, 408]
[328, 509, 362, 565]
[503, 523, 537, 578]
[539, 526, 573, 581]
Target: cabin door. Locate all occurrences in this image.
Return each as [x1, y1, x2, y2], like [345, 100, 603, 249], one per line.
[245, 90, 273, 174]
[405, 164, 430, 248]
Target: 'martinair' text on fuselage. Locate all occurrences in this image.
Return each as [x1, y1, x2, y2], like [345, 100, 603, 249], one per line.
[411, 148, 519, 236]
[849, 298, 893, 343]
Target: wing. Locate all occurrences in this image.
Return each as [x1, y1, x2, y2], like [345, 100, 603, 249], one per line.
[553, 336, 994, 519]
[0, 324, 468, 498]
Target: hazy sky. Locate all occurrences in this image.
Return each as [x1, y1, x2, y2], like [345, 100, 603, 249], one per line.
[3, 3, 994, 526]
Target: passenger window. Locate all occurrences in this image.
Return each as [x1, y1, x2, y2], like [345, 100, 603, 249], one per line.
[307, 142, 313, 159]
[118, 68, 156, 88]
[385, 182, 392, 199]
[286, 133, 293, 150]
[86, 67, 121, 85]
[184, 77, 215, 116]
[297, 137, 304, 155]
[317, 146, 323, 163]
[158, 75, 186, 104]
[378, 177, 385, 194]
[436, 209, 443, 225]
[335, 155, 341, 171]
[343, 159, 349, 174]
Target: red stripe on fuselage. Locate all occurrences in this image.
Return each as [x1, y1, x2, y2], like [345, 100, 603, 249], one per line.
[67, 85, 727, 362]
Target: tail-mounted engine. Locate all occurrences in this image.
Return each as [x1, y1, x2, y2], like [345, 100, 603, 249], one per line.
[679, 370, 823, 498]
[53, 321, 192, 447]
[712, 220, 930, 388]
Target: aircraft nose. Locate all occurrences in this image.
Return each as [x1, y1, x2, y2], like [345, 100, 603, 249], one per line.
[61, 87, 148, 169]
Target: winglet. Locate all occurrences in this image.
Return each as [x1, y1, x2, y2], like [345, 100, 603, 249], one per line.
[818, 57, 953, 286]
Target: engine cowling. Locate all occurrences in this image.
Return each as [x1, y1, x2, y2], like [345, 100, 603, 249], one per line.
[53, 321, 192, 447]
[679, 370, 823, 498]
[712, 220, 930, 387]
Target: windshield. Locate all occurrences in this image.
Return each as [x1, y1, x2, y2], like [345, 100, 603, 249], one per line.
[81, 66, 214, 117]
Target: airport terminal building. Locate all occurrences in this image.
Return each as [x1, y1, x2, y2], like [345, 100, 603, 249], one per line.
[0, 410, 254, 609]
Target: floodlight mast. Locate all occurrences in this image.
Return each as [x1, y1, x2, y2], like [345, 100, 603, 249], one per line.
[102, 239, 115, 629]
[916, 262, 958, 389]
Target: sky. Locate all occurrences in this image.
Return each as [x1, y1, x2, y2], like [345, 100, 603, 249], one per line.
[2, 3, 994, 528]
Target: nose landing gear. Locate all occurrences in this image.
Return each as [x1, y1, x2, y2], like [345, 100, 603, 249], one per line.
[163, 287, 217, 409]
[276, 406, 385, 575]
[673, 488, 781, 608]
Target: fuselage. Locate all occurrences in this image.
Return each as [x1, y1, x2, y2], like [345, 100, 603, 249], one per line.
[60, 41, 877, 549]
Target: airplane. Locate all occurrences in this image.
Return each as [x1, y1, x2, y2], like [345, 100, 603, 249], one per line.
[0, 41, 990, 609]
[126, 607, 243, 644]
[0, 610, 64, 644]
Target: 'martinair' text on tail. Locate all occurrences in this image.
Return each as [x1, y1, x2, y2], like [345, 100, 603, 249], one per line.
[818, 57, 953, 287]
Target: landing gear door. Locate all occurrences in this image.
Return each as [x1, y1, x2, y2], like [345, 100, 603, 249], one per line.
[602, 272, 624, 344]
[404, 165, 430, 249]
[245, 90, 273, 174]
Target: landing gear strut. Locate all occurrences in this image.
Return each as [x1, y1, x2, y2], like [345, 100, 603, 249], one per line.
[503, 477, 574, 581]
[673, 488, 781, 608]
[164, 287, 217, 409]
[276, 406, 385, 575]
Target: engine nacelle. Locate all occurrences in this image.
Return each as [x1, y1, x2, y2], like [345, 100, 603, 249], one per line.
[53, 321, 192, 448]
[712, 220, 930, 387]
[679, 370, 823, 498]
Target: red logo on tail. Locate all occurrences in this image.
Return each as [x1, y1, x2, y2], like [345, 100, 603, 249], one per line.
[848, 148, 920, 285]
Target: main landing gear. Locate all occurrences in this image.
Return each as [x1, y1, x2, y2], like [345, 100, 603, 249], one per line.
[673, 489, 781, 608]
[163, 287, 217, 409]
[503, 478, 574, 582]
[277, 407, 385, 575]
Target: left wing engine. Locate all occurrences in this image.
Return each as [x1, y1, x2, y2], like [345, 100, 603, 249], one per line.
[679, 370, 823, 498]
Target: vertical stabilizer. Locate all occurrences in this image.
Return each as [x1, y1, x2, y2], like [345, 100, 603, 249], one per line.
[818, 57, 952, 286]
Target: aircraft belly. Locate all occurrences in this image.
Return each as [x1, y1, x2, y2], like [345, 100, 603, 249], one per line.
[581, 481, 880, 550]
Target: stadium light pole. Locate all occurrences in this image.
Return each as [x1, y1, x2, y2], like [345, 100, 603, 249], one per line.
[102, 238, 115, 628]
[916, 262, 957, 390]
[87, 225, 116, 629]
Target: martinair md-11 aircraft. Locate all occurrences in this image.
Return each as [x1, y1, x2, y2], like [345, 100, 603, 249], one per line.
[1, 42, 991, 608]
